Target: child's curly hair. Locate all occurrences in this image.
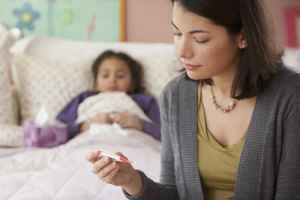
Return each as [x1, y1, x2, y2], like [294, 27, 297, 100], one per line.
[92, 50, 145, 94]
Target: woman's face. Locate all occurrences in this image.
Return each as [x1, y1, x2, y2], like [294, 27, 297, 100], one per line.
[95, 57, 133, 93]
[172, 3, 242, 80]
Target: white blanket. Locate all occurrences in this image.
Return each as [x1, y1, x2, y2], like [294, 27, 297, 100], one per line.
[76, 92, 151, 123]
[0, 129, 161, 200]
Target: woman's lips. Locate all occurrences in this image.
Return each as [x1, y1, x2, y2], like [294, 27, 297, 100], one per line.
[183, 63, 201, 70]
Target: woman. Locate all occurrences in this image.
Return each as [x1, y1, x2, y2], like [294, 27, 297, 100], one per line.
[85, 0, 300, 199]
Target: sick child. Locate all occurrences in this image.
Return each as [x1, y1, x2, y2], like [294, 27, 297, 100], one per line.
[56, 50, 161, 141]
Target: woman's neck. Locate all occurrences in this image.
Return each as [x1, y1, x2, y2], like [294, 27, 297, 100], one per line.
[210, 74, 235, 99]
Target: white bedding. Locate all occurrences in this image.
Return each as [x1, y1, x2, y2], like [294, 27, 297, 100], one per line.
[76, 92, 151, 123]
[0, 130, 161, 200]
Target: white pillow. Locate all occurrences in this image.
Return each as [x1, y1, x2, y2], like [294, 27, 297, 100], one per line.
[12, 52, 182, 122]
[0, 31, 13, 94]
[136, 53, 182, 100]
[10, 36, 182, 120]
[283, 48, 300, 71]
[0, 125, 23, 147]
[0, 29, 19, 125]
[10, 35, 177, 62]
[12, 53, 94, 121]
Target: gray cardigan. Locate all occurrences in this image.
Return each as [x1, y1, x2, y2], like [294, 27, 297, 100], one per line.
[124, 66, 300, 200]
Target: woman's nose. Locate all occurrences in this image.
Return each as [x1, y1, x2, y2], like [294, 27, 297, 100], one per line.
[176, 38, 193, 59]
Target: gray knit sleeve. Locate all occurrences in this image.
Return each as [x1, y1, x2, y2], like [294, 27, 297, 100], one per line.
[275, 70, 300, 198]
[122, 170, 178, 200]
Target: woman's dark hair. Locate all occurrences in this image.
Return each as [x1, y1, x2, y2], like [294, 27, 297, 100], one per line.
[172, 0, 283, 99]
[91, 50, 145, 94]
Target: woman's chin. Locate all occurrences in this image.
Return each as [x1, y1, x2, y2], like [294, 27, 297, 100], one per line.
[186, 70, 206, 80]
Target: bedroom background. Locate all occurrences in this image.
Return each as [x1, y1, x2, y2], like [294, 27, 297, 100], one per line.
[0, 0, 299, 45]
[0, 0, 299, 199]
[1, 0, 298, 68]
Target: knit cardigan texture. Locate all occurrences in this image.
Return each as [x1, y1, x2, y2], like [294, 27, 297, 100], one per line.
[124, 66, 300, 200]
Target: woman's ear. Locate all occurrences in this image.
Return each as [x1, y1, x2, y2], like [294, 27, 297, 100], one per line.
[238, 28, 247, 49]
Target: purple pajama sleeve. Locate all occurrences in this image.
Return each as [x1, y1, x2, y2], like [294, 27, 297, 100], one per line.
[131, 94, 161, 141]
[56, 91, 98, 141]
[56, 91, 161, 141]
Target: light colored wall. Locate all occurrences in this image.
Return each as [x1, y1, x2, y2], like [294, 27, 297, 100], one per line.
[126, 0, 300, 48]
[125, 0, 173, 43]
[265, 0, 300, 48]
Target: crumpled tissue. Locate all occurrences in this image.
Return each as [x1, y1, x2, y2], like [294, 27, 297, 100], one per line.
[89, 122, 132, 136]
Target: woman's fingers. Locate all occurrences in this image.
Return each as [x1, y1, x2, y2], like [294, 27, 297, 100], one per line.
[92, 157, 120, 182]
[114, 151, 128, 160]
[100, 162, 120, 184]
[92, 155, 110, 173]
[86, 149, 134, 186]
[85, 149, 100, 163]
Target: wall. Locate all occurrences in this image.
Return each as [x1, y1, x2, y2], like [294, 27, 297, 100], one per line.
[0, 0, 122, 42]
[126, 0, 300, 48]
[125, 0, 173, 43]
[265, 0, 300, 48]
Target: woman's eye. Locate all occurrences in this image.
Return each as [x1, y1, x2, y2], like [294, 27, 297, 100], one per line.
[194, 38, 209, 44]
[102, 74, 109, 78]
[173, 32, 182, 37]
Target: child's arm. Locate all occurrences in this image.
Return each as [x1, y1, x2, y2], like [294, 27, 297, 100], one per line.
[143, 120, 161, 141]
[131, 94, 161, 141]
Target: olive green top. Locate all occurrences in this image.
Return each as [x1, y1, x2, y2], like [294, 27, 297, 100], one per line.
[197, 81, 247, 200]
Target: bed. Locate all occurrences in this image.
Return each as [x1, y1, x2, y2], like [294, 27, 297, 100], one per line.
[0, 129, 161, 200]
[0, 26, 182, 200]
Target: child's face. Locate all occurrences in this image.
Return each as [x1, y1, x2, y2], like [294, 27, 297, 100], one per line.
[95, 57, 133, 93]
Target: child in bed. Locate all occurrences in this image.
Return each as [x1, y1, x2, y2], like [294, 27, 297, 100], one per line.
[56, 50, 161, 141]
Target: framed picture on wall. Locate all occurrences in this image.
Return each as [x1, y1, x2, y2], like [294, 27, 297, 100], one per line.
[284, 6, 300, 48]
[0, 0, 125, 42]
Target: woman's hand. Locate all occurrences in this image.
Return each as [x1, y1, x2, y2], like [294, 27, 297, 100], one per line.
[85, 149, 143, 196]
[112, 112, 143, 131]
[80, 113, 113, 132]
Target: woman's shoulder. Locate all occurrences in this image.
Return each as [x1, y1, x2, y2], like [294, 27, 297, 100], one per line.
[161, 73, 185, 94]
[161, 72, 198, 96]
[166, 72, 186, 87]
[262, 66, 300, 104]
[271, 66, 300, 91]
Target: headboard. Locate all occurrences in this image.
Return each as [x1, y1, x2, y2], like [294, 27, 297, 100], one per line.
[0, 0, 125, 42]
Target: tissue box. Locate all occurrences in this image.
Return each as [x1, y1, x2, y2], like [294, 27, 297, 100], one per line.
[23, 120, 67, 148]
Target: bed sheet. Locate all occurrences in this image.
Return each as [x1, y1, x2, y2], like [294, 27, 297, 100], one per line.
[0, 129, 161, 200]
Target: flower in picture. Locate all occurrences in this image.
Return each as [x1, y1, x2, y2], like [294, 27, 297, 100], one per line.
[13, 3, 40, 31]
